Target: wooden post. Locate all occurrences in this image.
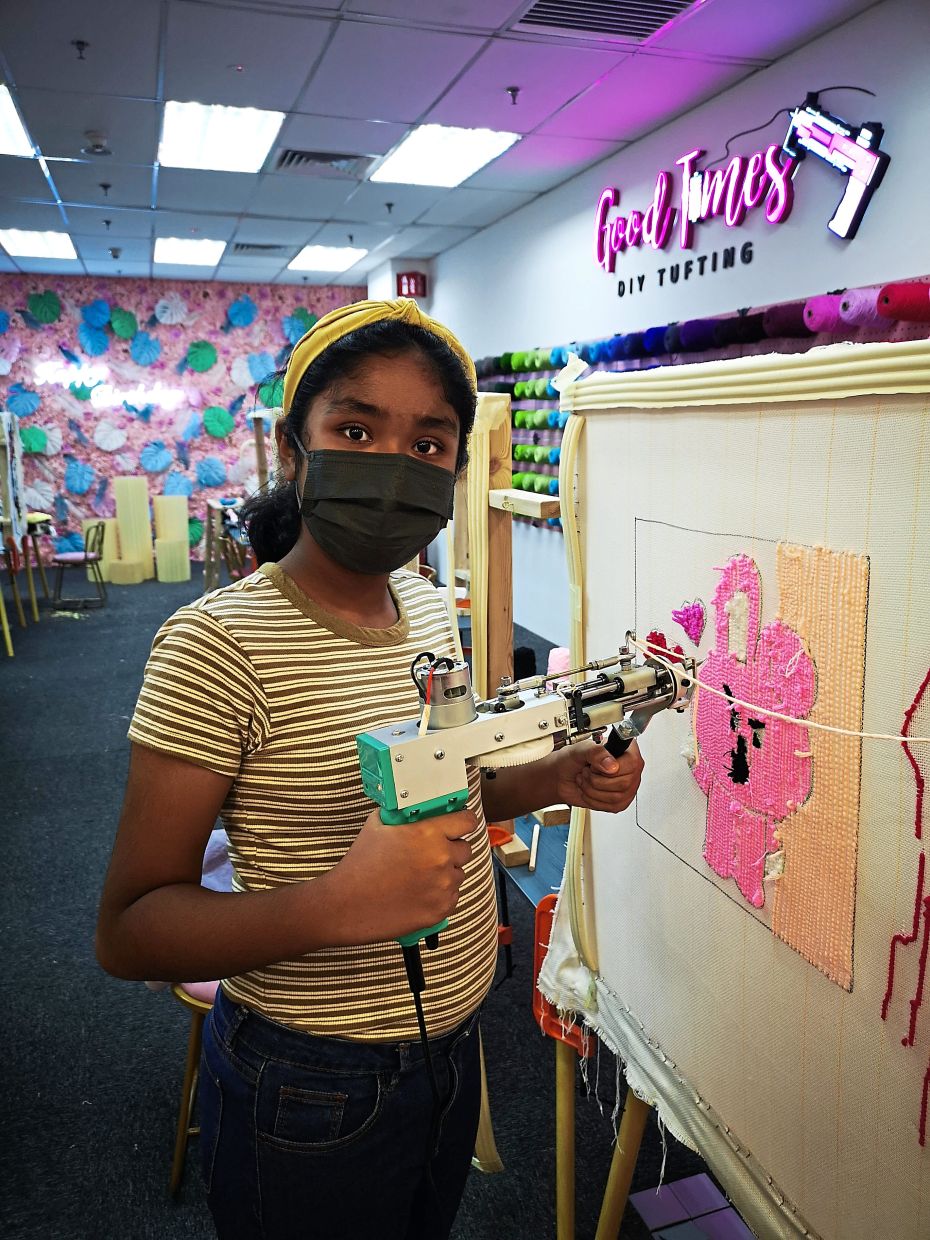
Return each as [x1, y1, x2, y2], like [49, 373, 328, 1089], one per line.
[594, 1091, 651, 1239]
[484, 401, 514, 697]
[252, 414, 269, 489]
[555, 1039, 576, 1239]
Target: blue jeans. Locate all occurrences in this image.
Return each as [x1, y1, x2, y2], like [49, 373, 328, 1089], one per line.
[200, 987, 482, 1239]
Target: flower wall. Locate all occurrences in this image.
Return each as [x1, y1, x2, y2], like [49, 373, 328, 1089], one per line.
[0, 274, 365, 557]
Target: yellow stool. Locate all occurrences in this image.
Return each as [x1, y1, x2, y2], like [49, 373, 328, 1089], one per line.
[170, 980, 218, 1196]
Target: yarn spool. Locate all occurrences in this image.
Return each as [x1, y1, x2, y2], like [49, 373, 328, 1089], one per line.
[664, 324, 683, 353]
[642, 326, 669, 356]
[548, 447, 561, 465]
[548, 478, 559, 496]
[514, 411, 528, 429]
[499, 353, 513, 372]
[530, 410, 550, 430]
[804, 294, 844, 333]
[622, 332, 645, 359]
[513, 381, 526, 400]
[605, 335, 625, 362]
[547, 410, 561, 428]
[713, 313, 766, 346]
[546, 380, 558, 398]
[877, 281, 930, 322]
[838, 286, 884, 328]
[761, 301, 814, 338]
[679, 319, 719, 352]
[549, 346, 566, 368]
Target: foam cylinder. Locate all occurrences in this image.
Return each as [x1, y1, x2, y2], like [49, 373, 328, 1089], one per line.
[679, 319, 719, 351]
[804, 294, 844, 333]
[664, 324, 683, 352]
[642, 326, 669, 355]
[762, 301, 813, 338]
[153, 495, 188, 542]
[713, 313, 766, 346]
[155, 538, 191, 583]
[113, 476, 153, 580]
[838, 286, 884, 327]
[877, 281, 930, 322]
[81, 516, 119, 583]
[110, 558, 146, 585]
[623, 332, 646, 359]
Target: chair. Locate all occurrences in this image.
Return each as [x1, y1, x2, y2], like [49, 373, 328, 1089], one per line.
[52, 520, 107, 609]
[169, 979, 219, 1195]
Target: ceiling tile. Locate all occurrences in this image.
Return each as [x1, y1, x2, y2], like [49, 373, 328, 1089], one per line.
[537, 53, 754, 141]
[329, 182, 449, 226]
[232, 218, 318, 245]
[247, 174, 353, 219]
[425, 40, 628, 134]
[213, 264, 283, 284]
[308, 221, 397, 250]
[17, 90, 160, 164]
[151, 263, 221, 281]
[0, 201, 68, 231]
[0, 156, 55, 200]
[465, 133, 620, 192]
[156, 169, 258, 213]
[153, 211, 239, 241]
[72, 233, 152, 261]
[164, 2, 334, 112]
[276, 114, 408, 158]
[83, 260, 152, 276]
[14, 257, 85, 274]
[221, 251, 292, 268]
[63, 205, 154, 238]
[0, 0, 160, 95]
[344, 0, 522, 29]
[417, 186, 535, 228]
[651, 0, 876, 61]
[390, 225, 476, 258]
[297, 24, 485, 122]
[51, 162, 153, 211]
[274, 269, 344, 285]
[0, 255, 20, 272]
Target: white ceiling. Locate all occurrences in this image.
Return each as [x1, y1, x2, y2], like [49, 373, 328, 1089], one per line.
[0, 0, 878, 285]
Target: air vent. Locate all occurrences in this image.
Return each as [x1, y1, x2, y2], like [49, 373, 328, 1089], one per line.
[275, 149, 375, 179]
[514, 0, 694, 42]
[232, 242, 290, 256]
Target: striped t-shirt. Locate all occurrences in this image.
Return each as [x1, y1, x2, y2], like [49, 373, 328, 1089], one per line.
[128, 563, 498, 1041]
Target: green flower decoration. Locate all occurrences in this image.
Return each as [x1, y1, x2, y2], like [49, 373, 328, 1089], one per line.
[203, 405, 235, 438]
[110, 306, 138, 339]
[28, 290, 61, 323]
[294, 307, 317, 331]
[257, 375, 285, 409]
[188, 517, 204, 547]
[187, 340, 218, 372]
[69, 381, 94, 401]
[20, 426, 48, 454]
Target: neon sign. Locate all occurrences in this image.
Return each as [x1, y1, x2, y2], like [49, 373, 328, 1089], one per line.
[595, 143, 794, 273]
[33, 360, 186, 411]
[594, 96, 889, 270]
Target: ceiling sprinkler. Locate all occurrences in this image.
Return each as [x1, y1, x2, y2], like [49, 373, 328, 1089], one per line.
[109, 247, 122, 260]
[81, 130, 112, 157]
[506, 86, 520, 106]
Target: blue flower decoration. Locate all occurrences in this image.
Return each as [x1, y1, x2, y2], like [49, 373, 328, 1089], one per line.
[282, 314, 308, 345]
[78, 322, 109, 357]
[54, 494, 68, 522]
[8, 384, 41, 417]
[54, 531, 86, 554]
[0, 310, 9, 335]
[64, 459, 95, 495]
[81, 300, 111, 328]
[175, 440, 190, 470]
[164, 470, 194, 498]
[130, 330, 162, 367]
[140, 441, 173, 473]
[227, 295, 257, 328]
[248, 352, 275, 384]
[196, 456, 227, 488]
[181, 412, 202, 441]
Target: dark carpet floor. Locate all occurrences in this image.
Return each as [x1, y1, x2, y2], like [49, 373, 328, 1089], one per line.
[0, 566, 705, 1239]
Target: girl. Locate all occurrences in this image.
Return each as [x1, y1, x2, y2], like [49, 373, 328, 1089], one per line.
[96, 298, 642, 1239]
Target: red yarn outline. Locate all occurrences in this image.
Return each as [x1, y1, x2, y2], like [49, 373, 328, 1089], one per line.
[904, 895, 930, 1047]
[902, 667, 930, 841]
[881, 852, 926, 1021]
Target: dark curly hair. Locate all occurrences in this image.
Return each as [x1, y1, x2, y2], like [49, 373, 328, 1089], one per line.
[240, 320, 475, 564]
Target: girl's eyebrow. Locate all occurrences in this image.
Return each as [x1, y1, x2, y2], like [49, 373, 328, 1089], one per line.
[326, 396, 458, 436]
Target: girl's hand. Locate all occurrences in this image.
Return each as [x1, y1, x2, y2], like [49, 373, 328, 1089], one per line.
[549, 738, 644, 814]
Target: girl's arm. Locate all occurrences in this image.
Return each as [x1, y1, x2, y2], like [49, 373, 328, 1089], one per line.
[480, 738, 644, 823]
[96, 743, 475, 982]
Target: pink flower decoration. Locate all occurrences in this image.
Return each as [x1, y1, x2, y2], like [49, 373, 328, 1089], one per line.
[672, 599, 706, 646]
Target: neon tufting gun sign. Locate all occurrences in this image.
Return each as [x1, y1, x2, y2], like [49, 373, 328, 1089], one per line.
[594, 95, 890, 273]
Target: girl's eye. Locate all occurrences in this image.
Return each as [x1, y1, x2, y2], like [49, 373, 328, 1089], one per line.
[341, 425, 371, 443]
[413, 438, 441, 455]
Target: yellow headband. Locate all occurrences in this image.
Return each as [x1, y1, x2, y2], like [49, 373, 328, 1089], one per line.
[283, 297, 477, 414]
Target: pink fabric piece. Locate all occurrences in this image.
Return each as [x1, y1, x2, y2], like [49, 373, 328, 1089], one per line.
[179, 979, 219, 1004]
[52, 551, 100, 563]
[672, 599, 706, 645]
[546, 646, 571, 677]
[692, 555, 815, 907]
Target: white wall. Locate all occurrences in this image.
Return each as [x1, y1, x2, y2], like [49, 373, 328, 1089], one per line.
[432, 0, 929, 644]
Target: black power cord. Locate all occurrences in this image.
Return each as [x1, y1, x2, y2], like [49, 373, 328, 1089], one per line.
[401, 941, 446, 1222]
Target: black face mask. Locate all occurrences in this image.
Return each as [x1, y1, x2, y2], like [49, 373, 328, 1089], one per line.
[293, 444, 456, 575]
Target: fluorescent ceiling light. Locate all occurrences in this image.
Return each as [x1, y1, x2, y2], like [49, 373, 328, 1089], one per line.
[153, 236, 226, 266]
[287, 245, 368, 273]
[0, 85, 33, 157]
[159, 100, 285, 173]
[370, 124, 520, 188]
[0, 229, 77, 259]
